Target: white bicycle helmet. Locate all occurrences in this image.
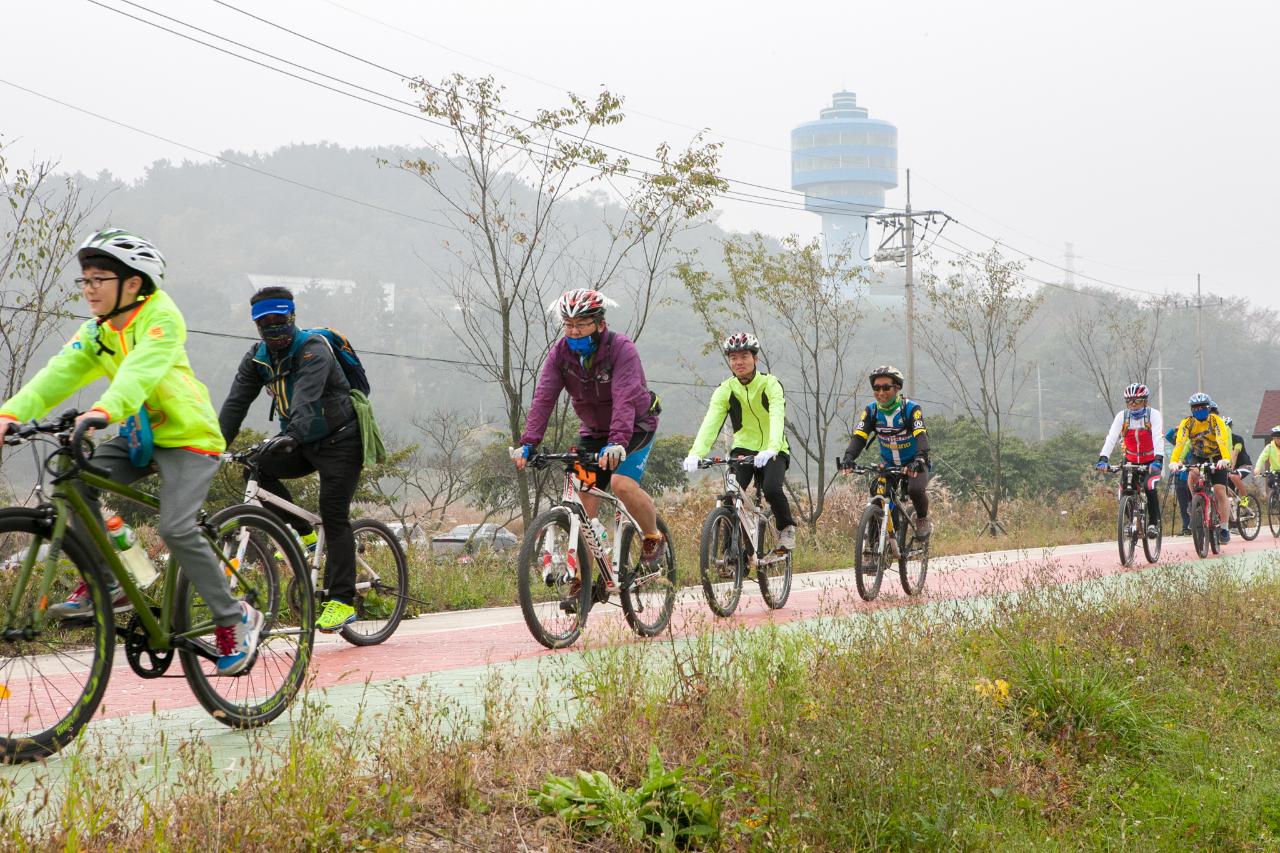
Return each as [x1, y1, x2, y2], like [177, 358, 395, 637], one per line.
[1123, 383, 1149, 399]
[77, 228, 166, 289]
[869, 365, 905, 388]
[721, 331, 760, 354]
[551, 288, 616, 320]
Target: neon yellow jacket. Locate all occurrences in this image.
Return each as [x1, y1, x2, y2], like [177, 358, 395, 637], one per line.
[689, 372, 789, 458]
[1170, 413, 1231, 464]
[0, 290, 225, 454]
[1258, 441, 1280, 474]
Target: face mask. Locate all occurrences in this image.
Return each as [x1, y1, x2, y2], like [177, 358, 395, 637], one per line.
[1129, 406, 1148, 418]
[1192, 408, 1210, 422]
[566, 334, 597, 357]
[258, 317, 297, 352]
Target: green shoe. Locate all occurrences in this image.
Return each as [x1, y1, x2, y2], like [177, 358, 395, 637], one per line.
[315, 600, 357, 633]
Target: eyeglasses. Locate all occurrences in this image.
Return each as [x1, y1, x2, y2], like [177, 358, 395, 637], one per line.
[562, 320, 597, 333]
[75, 275, 119, 290]
[1126, 398, 1148, 405]
[871, 384, 897, 392]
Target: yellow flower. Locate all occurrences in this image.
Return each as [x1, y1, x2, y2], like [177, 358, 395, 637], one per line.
[973, 678, 1011, 706]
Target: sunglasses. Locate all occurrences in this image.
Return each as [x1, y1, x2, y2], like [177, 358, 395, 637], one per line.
[871, 384, 897, 392]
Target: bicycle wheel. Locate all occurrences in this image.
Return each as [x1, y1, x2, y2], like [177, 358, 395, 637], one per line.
[1117, 495, 1138, 567]
[1208, 498, 1222, 555]
[0, 510, 115, 763]
[854, 504, 886, 602]
[1236, 491, 1262, 542]
[619, 517, 677, 637]
[176, 504, 314, 729]
[516, 507, 591, 649]
[756, 514, 793, 609]
[898, 507, 930, 596]
[1269, 492, 1280, 537]
[1142, 502, 1163, 564]
[698, 506, 743, 617]
[1190, 494, 1209, 558]
[339, 519, 410, 646]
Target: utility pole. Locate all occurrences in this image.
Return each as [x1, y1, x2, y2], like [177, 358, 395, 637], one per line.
[1195, 273, 1204, 391]
[1150, 352, 1176, 416]
[1036, 363, 1045, 442]
[904, 169, 915, 388]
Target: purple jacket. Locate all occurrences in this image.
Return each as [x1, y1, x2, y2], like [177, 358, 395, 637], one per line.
[520, 330, 659, 447]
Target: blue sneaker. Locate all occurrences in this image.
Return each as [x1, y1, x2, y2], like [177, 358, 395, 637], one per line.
[48, 579, 131, 620]
[215, 601, 264, 676]
[1218, 528, 1231, 545]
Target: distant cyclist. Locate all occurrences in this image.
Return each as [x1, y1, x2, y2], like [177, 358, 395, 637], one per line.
[1165, 427, 1192, 534]
[1169, 392, 1233, 544]
[1096, 383, 1163, 539]
[839, 365, 932, 539]
[683, 332, 796, 551]
[513, 289, 666, 567]
[1258, 426, 1280, 498]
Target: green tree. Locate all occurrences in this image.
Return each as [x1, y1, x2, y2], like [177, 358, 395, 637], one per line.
[643, 434, 691, 497]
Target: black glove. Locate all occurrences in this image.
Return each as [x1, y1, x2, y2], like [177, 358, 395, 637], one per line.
[263, 434, 299, 455]
[910, 456, 929, 474]
[839, 454, 856, 472]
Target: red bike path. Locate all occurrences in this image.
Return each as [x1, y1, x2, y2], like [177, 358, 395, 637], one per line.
[66, 533, 1278, 721]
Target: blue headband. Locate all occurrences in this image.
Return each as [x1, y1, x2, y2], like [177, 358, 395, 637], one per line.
[251, 298, 295, 320]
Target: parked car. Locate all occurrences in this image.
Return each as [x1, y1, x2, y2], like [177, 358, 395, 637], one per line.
[386, 521, 430, 546]
[430, 523, 518, 555]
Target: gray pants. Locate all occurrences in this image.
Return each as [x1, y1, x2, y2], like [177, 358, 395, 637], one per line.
[77, 437, 241, 626]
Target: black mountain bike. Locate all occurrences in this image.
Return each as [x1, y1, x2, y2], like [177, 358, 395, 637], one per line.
[838, 461, 930, 601]
[1104, 462, 1161, 566]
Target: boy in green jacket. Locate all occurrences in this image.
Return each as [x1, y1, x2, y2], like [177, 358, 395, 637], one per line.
[0, 229, 262, 675]
[683, 332, 796, 550]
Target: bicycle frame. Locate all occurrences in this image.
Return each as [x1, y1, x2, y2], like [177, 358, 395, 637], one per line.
[6, 441, 249, 657]
[545, 464, 640, 590]
[856, 465, 910, 560]
[714, 461, 770, 564]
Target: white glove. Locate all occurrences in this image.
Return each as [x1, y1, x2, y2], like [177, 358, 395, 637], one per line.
[1168, 461, 1184, 473]
[753, 449, 777, 468]
[682, 455, 700, 474]
[599, 444, 627, 467]
[1215, 457, 1231, 470]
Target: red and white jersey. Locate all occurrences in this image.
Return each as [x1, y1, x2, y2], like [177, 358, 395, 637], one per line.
[1099, 407, 1164, 464]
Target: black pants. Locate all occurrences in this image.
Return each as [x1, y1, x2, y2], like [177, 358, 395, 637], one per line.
[1123, 466, 1161, 527]
[882, 469, 929, 521]
[1174, 476, 1192, 530]
[731, 447, 795, 530]
[251, 428, 363, 604]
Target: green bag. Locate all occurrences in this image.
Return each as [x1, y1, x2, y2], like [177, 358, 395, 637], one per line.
[350, 390, 386, 466]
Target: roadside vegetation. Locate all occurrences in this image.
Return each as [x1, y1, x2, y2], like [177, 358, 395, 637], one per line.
[7, 555, 1279, 850]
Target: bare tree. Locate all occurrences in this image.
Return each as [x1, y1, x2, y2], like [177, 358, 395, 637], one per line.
[920, 245, 1043, 534]
[677, 233, 865, 526]
[0, 148, 95, 401]
[1065, 289, 1167, 418]
[386, 74, 724, 524]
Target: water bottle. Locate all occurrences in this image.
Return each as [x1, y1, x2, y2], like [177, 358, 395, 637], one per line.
[589, 518, 609, 551]
[106, 516, 159, 588]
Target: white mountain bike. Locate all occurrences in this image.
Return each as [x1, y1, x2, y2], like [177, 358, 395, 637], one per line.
[225, 442, 410, 645]
[695, 455, 793, 617]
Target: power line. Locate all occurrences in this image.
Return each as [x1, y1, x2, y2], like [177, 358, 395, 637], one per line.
[92, 0, 903, 220]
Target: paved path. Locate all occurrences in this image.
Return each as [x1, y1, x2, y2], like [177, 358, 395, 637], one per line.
[3, 533, 1278, 798]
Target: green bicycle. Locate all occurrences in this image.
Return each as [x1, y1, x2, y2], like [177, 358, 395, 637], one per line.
[0, 411, 315, 763]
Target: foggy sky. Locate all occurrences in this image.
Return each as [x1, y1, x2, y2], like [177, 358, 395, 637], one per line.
[3, 0, 1277, 308]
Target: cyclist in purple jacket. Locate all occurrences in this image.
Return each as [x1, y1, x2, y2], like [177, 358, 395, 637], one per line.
[512, 289, 666, 567]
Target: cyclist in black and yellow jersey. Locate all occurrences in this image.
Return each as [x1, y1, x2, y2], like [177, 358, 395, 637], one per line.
[683, 332, 796, 551]
[1168, 392, 1234, 544]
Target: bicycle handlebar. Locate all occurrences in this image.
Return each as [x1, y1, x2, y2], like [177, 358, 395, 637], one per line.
[528, 450, 605, 472]
[1, 409, 111, 477]
[696, 454, 757, 469]
[833, 457, 906, 476]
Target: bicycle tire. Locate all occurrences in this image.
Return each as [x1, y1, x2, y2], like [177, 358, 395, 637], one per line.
[854, 504, 886, 602]
[1190, 494, 1209, 558]
[1142, 502, 1163, 564]
[1117, 494, 1138, 567]
[1269, 492, 1280, 538]
[0, 509, 115, 763]
[516, 507, 590, 649]
[756, 513, 793, 609]
[176, 503, 314, 729]
[898, 507, 929, 596]
[619, 517, 677, 636]
[1235, 492, 1262, 542]
[698, 506, 743, 617]
[339, 519, 410, 646]
[1209, 498, 1222, 555]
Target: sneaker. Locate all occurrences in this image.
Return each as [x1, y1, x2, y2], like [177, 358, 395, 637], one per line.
[778, 525, 797, 551]
[1218, 528, 1231, 545]
[915, 517, 933, 541]
[215, 601, 264, 676]
[1178, 527, 1192, 537]
[315, 600, 357, 633]
[48, 579, 131, 620]
[639, 534, 666, 569]
[1146, 524, 1160, 539]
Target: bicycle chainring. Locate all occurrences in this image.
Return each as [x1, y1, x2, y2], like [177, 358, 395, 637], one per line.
[123, 607, 175, 678]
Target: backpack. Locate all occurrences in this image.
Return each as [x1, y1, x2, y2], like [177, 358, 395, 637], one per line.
[305, 327, 371, 395]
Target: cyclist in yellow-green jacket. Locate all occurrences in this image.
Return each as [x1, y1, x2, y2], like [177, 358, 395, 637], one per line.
[0, 228, 261, 676]
[683, 332, 796, 550]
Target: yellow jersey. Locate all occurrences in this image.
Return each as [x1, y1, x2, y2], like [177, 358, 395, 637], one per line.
[1171, 413, 1231, 463]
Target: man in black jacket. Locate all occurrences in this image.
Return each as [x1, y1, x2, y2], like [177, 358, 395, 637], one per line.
[219, 286, 364, 633]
